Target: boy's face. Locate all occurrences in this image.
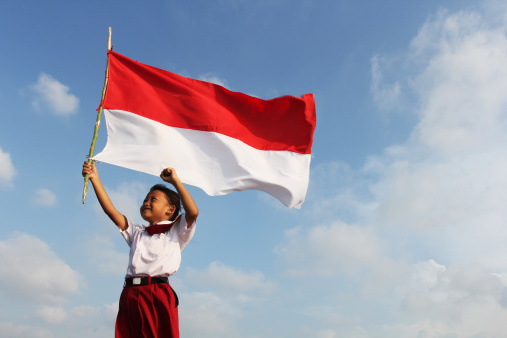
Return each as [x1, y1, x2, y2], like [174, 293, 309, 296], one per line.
[140, 190, 176, 225]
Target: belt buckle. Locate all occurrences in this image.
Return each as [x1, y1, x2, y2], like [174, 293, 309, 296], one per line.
[133, 277, 141, 285]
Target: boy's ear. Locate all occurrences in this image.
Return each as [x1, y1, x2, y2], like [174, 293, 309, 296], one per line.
[166, 204, 176, 215]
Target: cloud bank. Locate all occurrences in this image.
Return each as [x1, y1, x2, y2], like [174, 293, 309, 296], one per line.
[273, 5, 507, 337]
[0, 233, 80, 304]
[30, 73, 79, 115]
[0, 146, 16, 187]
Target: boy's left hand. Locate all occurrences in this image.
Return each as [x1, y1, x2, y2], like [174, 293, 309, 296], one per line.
[160, 168, 179, 184]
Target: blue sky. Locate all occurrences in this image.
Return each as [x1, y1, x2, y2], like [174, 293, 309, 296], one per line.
[2, 0, 507, 337]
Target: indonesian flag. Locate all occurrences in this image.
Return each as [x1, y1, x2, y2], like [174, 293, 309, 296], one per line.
[93, 51, 316, 208]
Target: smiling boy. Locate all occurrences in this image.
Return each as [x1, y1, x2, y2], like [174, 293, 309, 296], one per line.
[82, 162, 198, 338]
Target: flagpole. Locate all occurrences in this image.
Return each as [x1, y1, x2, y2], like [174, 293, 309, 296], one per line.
[83, 27, 112, 204]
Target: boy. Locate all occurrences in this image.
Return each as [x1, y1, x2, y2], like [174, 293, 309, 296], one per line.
[82, 161, 198, 338]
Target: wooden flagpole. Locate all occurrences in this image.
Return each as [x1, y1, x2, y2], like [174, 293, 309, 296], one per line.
[83, 27, 112, 204]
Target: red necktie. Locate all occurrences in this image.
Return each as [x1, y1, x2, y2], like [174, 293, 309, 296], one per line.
[145, 216, 179, 235]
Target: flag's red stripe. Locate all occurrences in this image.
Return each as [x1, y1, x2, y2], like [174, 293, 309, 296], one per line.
[103, 51, 316, 154]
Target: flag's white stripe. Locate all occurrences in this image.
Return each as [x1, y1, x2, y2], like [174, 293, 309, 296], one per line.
[94, 109, 311, 208]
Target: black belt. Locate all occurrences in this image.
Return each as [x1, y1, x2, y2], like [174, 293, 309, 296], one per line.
[123, 276, 178, 307]
[124, 276, 168, 286]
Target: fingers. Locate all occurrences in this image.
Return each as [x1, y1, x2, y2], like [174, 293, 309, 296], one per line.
[160, 167, 172, 175]
[82, 161, 96, 176]
[160, 168, 178, 181]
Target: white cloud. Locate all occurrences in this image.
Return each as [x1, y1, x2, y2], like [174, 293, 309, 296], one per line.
[290, 4, 507, 336]
[104, 301, 119, 322]
[185, 261, 277, 297]
[30, 72, 79, 115]
[363, 6, 507, 273]
[31, 188, 57, 207]
[0, 322, 53, 338]
[301, 305, 361, 327]
[84, 235, 127, 275]
[276, 222, 394, 278]
[307, 161, 376, 223]
[408, 10, 507, 156]
[69, 305, 97, 318]
[31, 303, 115, 338]
[178, 262, 279, 336]
[370, 54, 402, 110]
[0, 233, 81, 304]
[36, 306, 67, 325]
[0, 146, 16, 187]
[179, 292, 241, 338]
[396, 260, 507, 336]
[198, 73, 229, 88]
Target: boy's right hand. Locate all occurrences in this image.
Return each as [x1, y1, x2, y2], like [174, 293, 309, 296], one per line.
[160, 167, 179, 185]
[82, 161, 98, 180]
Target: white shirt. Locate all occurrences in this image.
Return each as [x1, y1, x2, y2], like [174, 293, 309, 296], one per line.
[120, 214, 196, 277]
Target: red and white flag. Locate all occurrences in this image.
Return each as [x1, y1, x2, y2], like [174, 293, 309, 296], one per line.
[93, 51, 316, 208]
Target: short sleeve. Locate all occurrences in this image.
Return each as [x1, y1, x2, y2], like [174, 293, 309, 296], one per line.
[120, 218, 137, 246]
[177, 213, 196, 250]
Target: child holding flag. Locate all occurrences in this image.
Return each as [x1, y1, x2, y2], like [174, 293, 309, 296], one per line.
[82, 161, 199, 338]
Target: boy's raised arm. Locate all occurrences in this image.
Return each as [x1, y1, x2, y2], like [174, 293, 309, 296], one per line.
[82, 161, 128, 231]
[160, 168, 199, 227]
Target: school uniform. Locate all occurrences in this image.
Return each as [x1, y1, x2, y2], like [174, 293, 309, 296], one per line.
[115, 214, 196, 338]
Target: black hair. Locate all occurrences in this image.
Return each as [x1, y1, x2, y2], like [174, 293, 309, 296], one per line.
[150, 184, 181, 221]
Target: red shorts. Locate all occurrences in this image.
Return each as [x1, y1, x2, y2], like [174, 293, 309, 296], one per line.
[115, 282, 179, 338]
